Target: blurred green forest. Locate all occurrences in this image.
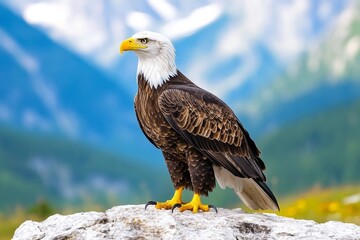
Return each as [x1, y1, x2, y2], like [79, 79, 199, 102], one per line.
[0, 125, 171, 213]
[260, 98, 360, 195]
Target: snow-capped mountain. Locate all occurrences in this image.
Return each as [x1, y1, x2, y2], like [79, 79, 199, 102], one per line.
[238, 1, 360, 134]
[1, 0, 351, 100]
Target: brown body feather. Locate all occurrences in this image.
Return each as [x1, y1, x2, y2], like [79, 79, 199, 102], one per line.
[135, 71, 215, 194]
[134, 71, 275, 200]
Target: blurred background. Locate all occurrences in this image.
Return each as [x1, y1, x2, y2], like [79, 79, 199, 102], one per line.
[1, 0, 360, 237]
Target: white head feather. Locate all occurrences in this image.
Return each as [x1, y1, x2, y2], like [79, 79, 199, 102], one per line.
[131, 31, 177, 89]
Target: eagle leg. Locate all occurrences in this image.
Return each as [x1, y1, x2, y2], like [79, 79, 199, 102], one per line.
[145, 187, 184, 210]
[172, 192, 217, 213]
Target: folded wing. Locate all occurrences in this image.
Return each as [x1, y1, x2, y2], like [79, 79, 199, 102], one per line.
[158, 85, 265, 181]
[158, 85, 279, 211]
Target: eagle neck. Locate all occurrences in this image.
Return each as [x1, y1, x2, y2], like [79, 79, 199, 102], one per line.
[136, 52, 177, 89]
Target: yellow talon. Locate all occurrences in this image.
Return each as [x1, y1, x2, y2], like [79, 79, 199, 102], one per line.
[178, 193, 211, 213]
[145, 189, 217, 213]
[155, 187, 184, 210]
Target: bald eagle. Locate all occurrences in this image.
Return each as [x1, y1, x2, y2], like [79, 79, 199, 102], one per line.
[120, 31, 279, 213]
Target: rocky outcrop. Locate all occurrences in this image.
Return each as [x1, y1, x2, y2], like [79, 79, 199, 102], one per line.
[13, 204, 360, 240]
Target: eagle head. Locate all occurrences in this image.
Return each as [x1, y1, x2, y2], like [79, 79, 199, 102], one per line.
[120, 31, 177, 89]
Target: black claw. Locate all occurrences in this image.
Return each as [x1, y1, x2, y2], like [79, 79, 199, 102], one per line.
[145, 201, 157, 210]
[209, 205, 218, 213]
[171, 203, 182, 213]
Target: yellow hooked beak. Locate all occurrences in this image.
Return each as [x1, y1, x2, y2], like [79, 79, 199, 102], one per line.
[120, 37, 147, 54]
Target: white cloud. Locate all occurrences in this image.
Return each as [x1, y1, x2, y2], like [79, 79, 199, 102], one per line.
[267, 0, 311, 60]
[147, 0, 177, 21]
[126, 11, 154, 32]
[23, 2, 70, 27]
[228, 0, 270, 40]
[161, 3, 222, 39]
[22, 0, 108, 53]
[217, 0, 271, 58]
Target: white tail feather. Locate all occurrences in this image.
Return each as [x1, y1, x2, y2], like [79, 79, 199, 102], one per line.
[213, 166, 278, 211]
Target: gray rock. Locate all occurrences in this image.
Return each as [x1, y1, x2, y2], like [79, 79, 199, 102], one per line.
[12, 205, 360, 240]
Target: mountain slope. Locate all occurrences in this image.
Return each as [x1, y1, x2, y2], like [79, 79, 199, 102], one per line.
[0, 4, 161, 159]
[238, 1, 360, 134]
[0, 125, 171, 212]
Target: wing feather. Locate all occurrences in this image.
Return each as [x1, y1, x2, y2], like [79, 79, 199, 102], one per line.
[158, 86, 266, 181]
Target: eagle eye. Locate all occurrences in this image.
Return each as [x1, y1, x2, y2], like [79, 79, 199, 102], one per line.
[140, 38, 149, 44]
